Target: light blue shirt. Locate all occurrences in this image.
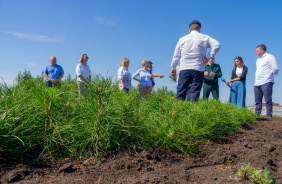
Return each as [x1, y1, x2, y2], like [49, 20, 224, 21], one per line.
[132, 68, 153, 87]
[42, 64, 64, 81]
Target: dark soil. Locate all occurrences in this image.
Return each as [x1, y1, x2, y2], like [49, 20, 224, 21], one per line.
[1, 118, 282, 184]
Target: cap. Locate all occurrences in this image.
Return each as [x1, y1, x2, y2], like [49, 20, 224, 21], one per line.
[148, 60, 153, 64]
[189, 20, 201, 28]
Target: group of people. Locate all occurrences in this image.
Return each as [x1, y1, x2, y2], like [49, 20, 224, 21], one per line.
[117, 58, 164, 97]
[42, 54, 164, 98]
[42, 20, 279, 119]
[42, 54, 91, 96]
[170, 20, 279, 119]
[198, 55, 247, 109]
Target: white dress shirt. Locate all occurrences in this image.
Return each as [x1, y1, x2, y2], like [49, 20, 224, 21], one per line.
[117, 66, 131, 89]
[76, 63, 91, 83]
[255, 53, 279, 86]
[176, 66, 180, 86]
[171, 30, 221, 72]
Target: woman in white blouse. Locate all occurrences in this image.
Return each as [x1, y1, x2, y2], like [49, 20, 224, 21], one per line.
[117, 58, 131, 93]
[226, 56, 248, 109]
[76, 54, 91, 96]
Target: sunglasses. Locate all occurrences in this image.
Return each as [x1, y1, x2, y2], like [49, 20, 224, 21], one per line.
[86, 56, 89, 59]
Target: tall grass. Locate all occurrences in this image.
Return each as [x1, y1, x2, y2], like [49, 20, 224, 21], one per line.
[0, 71, 256, 161]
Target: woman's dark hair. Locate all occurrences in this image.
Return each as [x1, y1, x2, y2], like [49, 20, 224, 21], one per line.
[234, 56, 244, 68]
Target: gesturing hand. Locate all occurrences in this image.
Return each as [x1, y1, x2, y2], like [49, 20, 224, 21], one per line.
[170, 70, 176, 77]
[209, 71, 215, 77]
[51, 79, 58, 83]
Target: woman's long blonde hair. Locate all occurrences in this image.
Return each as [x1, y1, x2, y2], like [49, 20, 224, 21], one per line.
[79, 54, 87, 64]
[119, 58, 129, 68]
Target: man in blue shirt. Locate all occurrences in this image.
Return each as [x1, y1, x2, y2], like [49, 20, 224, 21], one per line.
[42, 56, 64, 87]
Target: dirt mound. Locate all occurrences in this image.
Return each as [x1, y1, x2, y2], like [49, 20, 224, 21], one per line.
[1, 118, 282, 184]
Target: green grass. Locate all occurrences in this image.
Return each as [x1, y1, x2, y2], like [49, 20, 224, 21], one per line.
[0, 70, 256, 161]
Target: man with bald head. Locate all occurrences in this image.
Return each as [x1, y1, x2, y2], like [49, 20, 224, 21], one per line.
[171, 20, 221, 101]
[42, 56, 64, 87]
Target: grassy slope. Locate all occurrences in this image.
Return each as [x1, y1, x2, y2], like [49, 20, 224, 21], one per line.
[0, 71, 256, 161]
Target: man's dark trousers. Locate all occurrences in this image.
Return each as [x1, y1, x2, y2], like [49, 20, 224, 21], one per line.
[254, 82, 273, 117]
[46, 81, 60, 88]
[203, 82, 219, 99]
[176, 69, 204, 101]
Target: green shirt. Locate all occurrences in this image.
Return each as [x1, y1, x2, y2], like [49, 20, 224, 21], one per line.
[204, 63, 222, 83]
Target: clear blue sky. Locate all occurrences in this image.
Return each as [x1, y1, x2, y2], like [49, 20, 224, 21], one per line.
[1, 0, 281, 105]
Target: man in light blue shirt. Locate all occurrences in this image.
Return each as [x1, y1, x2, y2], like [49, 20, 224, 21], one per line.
[42, 56, 64, 87]
[254, 44, 279, 119]
[171, 20, 221, 101]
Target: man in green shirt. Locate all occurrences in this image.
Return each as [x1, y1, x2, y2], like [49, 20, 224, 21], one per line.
[203, 58, 222, 99]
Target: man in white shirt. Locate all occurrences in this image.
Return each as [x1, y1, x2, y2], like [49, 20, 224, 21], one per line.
[254, 44, 279, 119]
[171, 20, 221, 101]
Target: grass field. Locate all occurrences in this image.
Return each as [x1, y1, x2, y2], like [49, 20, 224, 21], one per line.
[0, 71, 256, 161]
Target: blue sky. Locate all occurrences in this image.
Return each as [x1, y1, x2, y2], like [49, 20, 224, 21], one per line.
[0, 0, 281, 105]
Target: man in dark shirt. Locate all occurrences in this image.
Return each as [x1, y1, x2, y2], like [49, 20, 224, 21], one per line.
[203, 58, 222, 99]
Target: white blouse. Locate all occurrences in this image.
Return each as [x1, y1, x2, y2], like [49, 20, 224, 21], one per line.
[117, 66, 131, 89]
[76, 64, 91, 83]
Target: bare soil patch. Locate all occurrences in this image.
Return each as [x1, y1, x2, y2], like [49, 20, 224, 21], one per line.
[1, 117, 282, 184]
